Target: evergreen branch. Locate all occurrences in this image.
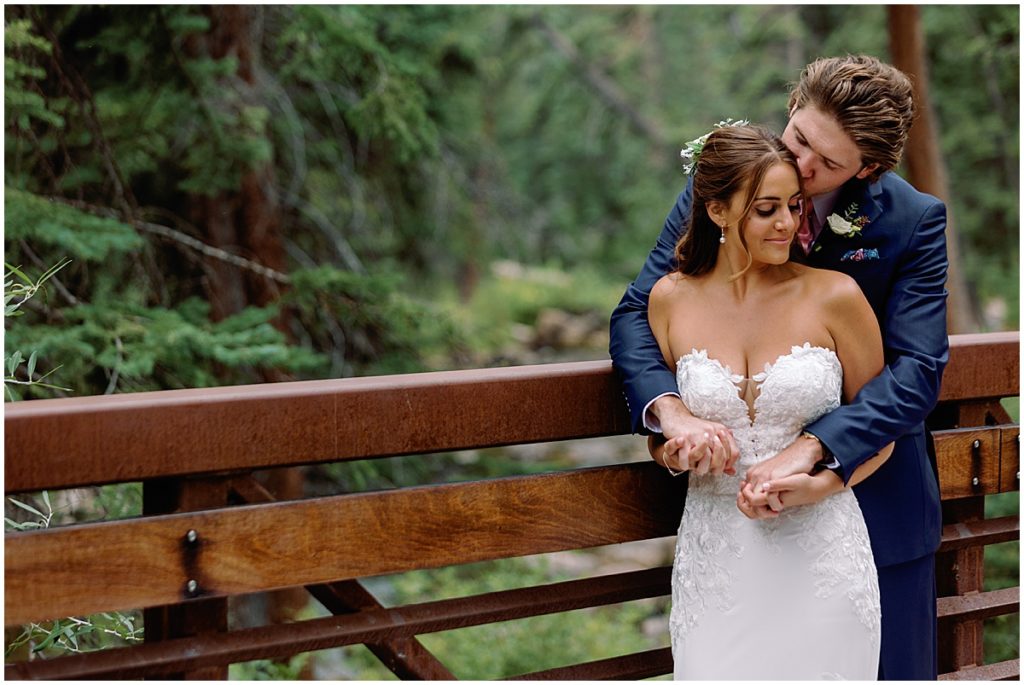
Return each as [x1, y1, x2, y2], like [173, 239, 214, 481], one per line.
[47, 197, 291, 285]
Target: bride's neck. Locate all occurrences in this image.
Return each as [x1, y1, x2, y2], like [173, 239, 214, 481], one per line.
[710, 249, 789, 300]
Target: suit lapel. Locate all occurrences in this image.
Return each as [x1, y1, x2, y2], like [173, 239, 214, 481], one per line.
[806, 177, 883, 264]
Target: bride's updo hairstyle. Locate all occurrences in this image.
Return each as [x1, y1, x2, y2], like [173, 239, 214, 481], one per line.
[675, 124, 801, 279]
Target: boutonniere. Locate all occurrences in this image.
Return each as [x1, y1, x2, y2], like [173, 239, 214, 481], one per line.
[826, 202, 870, 238]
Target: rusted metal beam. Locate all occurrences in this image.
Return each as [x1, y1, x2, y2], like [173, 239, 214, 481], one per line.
[311, 581, 456, 680]
[5, 334, 1017, 494]
[938, 659, 1020, 681]
[939, 515, 1019, 552]
[4, 567, 673, 680]
[507, 647, 673, 680]
[5, 463, 685, 625]
[937, 586, 1019, 623]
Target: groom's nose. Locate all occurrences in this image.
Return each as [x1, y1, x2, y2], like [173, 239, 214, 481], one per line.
[797, 155, 815, 180]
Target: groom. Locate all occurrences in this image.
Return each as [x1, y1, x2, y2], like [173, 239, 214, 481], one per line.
[609, 55, 947, 680]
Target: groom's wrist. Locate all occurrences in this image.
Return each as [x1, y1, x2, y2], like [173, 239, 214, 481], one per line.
[798, 431, 826, 470]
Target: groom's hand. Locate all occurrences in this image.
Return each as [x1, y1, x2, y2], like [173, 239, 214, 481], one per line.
[743, 433, 821, 492]
[650, 396, 739, 475]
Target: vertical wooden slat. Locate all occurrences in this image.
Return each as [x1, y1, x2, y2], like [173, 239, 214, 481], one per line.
[999, 427, 1019, 493]
[936, 497, 987, 673]
[143, 477, 230, 680]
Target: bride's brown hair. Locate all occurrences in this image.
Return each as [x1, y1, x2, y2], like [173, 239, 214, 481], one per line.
[675, 125, 802, 278]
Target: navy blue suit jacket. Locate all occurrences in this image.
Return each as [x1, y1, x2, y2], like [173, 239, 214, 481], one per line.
[609, 172, 948, 568]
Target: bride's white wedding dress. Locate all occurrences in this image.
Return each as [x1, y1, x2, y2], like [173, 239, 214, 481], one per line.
[670, 343, 881, 680]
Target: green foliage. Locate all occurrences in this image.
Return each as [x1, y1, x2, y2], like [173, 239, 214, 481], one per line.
[4, 19, 64, 132]
[5, 612, 143, 659]
[984, 491, 1019, 663]
[6, 298, 325, 397]
[285, 265, 468, 376]
[5, 491, 144, 658]
[460, 262, 621, 355]
[4, 259, 72, 399]
[229, 654, 311, 680]
[5, 189, 143, 260]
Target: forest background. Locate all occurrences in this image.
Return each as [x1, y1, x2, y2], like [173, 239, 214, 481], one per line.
[4, 4, 1019, 679]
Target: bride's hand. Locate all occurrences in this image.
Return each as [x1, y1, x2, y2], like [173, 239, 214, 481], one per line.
[736, 481, 779, 519]
[651, 397, 739, 475]
[650, 421, 737, 476]
[761, 471, 843, 508]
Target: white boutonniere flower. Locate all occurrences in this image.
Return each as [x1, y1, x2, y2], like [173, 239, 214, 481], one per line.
[826, 202, 870, 238]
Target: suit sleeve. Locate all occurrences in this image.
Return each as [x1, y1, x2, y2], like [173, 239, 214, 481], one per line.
[807, 200, 950, 484]
[609, 180, 694, 434]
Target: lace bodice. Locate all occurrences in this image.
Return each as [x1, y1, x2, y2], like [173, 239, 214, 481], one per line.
[676, 342, 842, 474]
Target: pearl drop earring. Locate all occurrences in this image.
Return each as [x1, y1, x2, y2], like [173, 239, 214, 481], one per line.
[719, 226, 727, 244]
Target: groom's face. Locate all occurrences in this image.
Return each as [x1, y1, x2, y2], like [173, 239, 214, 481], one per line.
[781, 106, 877, 198]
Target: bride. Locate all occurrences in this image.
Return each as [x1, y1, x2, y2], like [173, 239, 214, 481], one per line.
[646, 124, 893, 680]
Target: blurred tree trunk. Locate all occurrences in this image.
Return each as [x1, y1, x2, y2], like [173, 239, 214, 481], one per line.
[888, 5, 980, 333]
[183, 7, 309, 663]
[184, 5, 288, 326]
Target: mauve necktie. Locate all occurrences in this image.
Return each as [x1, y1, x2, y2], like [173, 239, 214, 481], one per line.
[797, 204, 817, 255]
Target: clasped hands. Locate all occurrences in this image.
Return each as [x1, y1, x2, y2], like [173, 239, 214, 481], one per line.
[650, 399, 841, 518]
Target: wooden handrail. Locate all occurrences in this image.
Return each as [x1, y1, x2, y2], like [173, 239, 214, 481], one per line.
[3, 331, 1018, 680]
[5, 333, 1018, 494]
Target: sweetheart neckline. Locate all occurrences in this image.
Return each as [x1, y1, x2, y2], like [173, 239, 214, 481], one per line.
[676, 342, 838, 382]
[675, 343, 840, 426]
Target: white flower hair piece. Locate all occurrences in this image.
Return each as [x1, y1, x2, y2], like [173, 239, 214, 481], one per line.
[679, 118, 750, 176]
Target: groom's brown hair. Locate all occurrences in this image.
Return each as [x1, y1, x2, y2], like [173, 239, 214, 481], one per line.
[788, 55, 915, 181]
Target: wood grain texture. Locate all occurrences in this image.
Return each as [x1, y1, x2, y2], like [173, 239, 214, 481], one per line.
[998, 426, 1019, 492]
[933, 426, 1007, 498]
[5, 463, 685, 625]
[5, 334, 1017, 493]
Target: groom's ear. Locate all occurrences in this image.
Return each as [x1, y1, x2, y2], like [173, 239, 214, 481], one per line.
[855, 163, 880, 181]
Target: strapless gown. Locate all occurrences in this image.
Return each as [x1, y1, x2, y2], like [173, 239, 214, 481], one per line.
[670, 343, 880, 680]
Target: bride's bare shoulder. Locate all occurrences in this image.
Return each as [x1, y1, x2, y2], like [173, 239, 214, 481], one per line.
[651, 272, 694, 301]
[793, 264, 861, 299]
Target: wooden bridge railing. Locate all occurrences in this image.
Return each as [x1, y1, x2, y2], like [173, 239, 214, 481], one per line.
[4, 332, 1019, 680]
